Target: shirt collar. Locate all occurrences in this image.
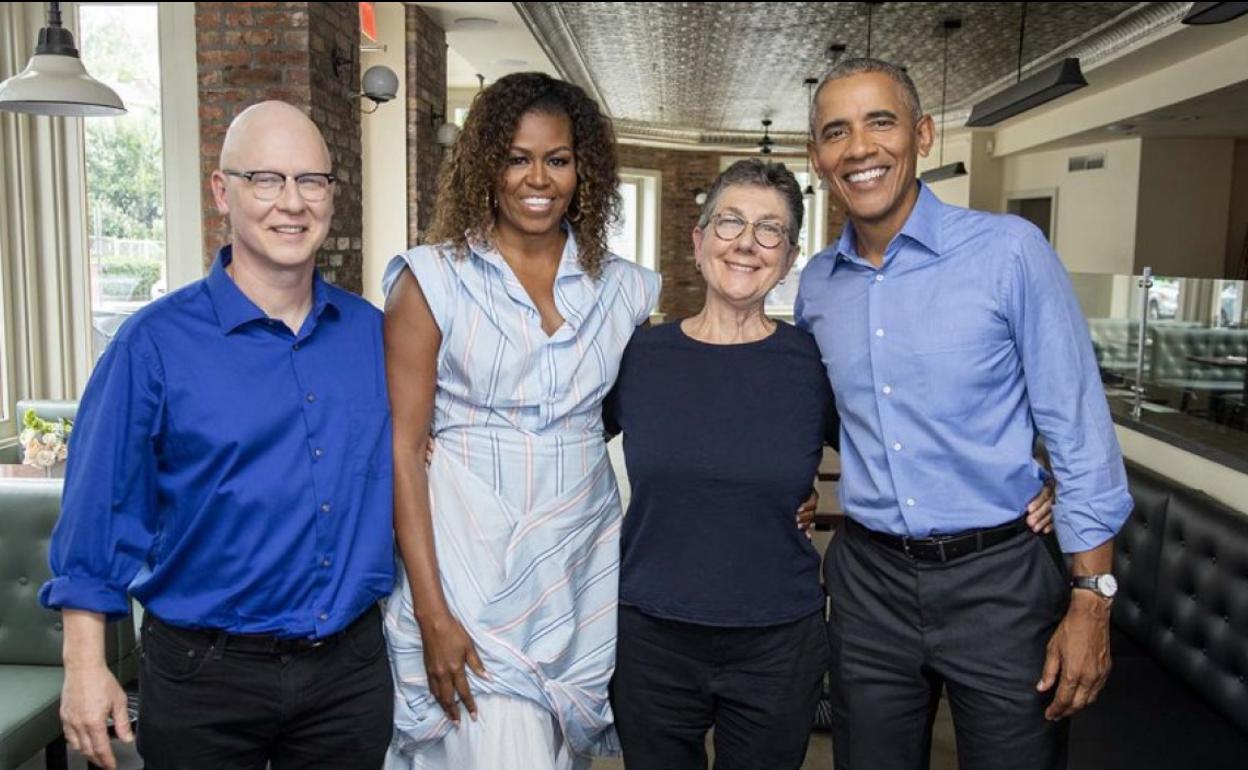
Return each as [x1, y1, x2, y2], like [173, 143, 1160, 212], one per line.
[829, 180, 945, 275]
[468, 222, 597, 280]
[206, 245, 338, 335]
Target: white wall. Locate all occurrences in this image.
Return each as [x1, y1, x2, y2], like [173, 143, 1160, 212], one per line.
[1001, 138, 1142, 275]
[1135, 137, 1235, 278]
[361, 1, 409, 308]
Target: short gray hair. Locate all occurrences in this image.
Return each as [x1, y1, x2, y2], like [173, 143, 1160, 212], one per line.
[809, 57, 922, 137]
[696, 159, 804, 244]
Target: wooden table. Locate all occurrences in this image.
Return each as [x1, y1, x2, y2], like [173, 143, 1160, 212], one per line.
[1186, 354, 1248, 395]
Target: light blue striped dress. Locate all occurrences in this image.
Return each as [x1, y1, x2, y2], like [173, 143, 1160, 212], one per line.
[381, 231, 661, 765]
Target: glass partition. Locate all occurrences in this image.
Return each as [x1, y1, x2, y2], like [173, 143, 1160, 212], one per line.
[1072, 272, 1247, 469]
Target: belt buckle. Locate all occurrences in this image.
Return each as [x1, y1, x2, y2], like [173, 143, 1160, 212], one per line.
[307, 638, 327, 649]
[901, 537, 913, 558]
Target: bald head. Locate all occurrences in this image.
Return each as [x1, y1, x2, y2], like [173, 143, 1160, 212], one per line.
[219, 100, 331, 172]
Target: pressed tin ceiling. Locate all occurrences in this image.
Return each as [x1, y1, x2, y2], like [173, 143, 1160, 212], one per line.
[515, 2, 1193, 147]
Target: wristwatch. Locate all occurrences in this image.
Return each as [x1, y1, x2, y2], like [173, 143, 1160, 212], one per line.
[1071, 573, 1118, 600]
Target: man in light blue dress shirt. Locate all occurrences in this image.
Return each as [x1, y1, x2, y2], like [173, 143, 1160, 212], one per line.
[796, 59, 1133, 770]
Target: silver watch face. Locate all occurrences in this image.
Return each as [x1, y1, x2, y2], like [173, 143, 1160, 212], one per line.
[1095, 574, 1118, 598]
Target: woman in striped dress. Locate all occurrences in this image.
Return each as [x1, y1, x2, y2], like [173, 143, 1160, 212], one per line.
[381, 73, 660, 770]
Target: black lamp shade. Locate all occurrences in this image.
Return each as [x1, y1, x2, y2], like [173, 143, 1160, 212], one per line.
[920, 162, 968, 184]
[1182, 2, 1248, 24]
[965, 58, 1088, 128]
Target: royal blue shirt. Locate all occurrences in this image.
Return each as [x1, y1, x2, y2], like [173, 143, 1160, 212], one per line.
[40, 247, 395, 638]
[796, 183, 1132, 554]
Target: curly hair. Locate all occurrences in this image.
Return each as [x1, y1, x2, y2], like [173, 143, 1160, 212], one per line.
[425, 72, 621, 279]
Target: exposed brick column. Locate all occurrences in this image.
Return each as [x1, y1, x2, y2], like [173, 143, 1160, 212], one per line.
[195, 2, 363, 294]
[405, 5, 447, 245]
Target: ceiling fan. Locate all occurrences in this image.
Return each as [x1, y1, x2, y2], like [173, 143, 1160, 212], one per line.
[758, 118, 775, 155]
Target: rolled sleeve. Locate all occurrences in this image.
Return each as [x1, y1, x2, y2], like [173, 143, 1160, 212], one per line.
[1004, 224, 1133, 553]
[39, 335, 165, 619]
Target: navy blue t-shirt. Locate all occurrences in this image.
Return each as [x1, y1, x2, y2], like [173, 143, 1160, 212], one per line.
[604, 320, 838, 627]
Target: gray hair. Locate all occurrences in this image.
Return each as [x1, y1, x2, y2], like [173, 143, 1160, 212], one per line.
[809, 57, 922, 137]
[696, 159, 804, 244]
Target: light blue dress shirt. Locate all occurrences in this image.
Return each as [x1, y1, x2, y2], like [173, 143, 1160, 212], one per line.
[796, 183, 1132, 553]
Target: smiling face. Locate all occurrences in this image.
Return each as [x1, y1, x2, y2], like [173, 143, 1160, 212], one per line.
[493, 109, 577, 242]
[809, 71, 933, 237]
[692, 184, 798, 310]
[211, 101, 333, 272]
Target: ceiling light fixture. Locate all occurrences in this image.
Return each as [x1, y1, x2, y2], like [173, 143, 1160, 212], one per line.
[0, 0, 126, 116]
[803, 77, 818, 196]
[758, 118, 774, 155]
[921, 18, 967, 184]
[965, 3, 1088, 128]
[1182, 2, 1248, 24]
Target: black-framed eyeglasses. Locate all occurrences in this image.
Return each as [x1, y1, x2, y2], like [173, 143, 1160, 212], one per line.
[222, 170, 337, 202]
[711, 213, 791, 249]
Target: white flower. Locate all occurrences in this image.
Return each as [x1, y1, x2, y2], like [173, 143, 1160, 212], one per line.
[56, 444, 69, 462]
[42, 432, 62, 447]
[19, 428, 36, 445]
[35, 448, 57, 468]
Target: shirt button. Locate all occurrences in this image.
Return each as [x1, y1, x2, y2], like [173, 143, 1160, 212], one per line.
[321, 502, 332, 513]
[318, 612, 329, 621]
[306, 392, 316, 403]
[321, 558, 331, 568]
[314, 447, 324, 458]
[292, 343, 301, 351]
[882, 385, 893, 395]
[906, 498, 916, 507]
[892, 442, 903, 451]
[875, 328, 885, 337]
[875, 274, 884, 282]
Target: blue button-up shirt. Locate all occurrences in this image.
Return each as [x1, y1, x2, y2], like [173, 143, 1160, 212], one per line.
[796, 184, 1132, 553]
[40, 247, 395, 637]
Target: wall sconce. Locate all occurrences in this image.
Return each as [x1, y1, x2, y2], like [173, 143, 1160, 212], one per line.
[431, 111, 460, 146]
[360, 65, 398, 113]
[693, 188, 708, 206]
[0, 0, 126, 116]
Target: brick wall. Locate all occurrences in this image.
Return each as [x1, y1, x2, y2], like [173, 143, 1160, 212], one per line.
[405, 5, 447, 244]
[195, 2, 364, 294]
[616, 145, 847, 320]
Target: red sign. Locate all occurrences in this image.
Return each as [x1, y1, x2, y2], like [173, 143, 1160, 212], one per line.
[360, 2, 377, 42]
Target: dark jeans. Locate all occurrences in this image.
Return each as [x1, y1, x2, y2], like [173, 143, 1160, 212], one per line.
[611, 605, 830, 770]
[825, 521, 1071, 770]
[137, 604, 393, 770]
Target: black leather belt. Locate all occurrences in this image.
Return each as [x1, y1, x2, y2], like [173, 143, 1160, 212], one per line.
[146, 604, 377, 655]
[855, 516, 1030, 563]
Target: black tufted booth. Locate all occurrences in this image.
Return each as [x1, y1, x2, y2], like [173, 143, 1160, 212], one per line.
[1069, 461, 1248, 769]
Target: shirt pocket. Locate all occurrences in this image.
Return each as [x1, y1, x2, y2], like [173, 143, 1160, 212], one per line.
[349, 400, 393, 479]
[913, 340, 1012, 422]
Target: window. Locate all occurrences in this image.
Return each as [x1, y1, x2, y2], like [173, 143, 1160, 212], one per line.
[80, 4, 167, 361]
[0, 239, 9, 428]
[609, 169, 661, 273]
[717, 157, 828, 316]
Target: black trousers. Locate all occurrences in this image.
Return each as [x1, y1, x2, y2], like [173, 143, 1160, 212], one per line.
[136, 604, 393, 770]
[611, 605, 829, 770]
[825, 521, 1071, 770]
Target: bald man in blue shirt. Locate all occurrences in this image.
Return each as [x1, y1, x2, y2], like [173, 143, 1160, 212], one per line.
[797, 60, 1132, 770]
[42, 102, 394, 770]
